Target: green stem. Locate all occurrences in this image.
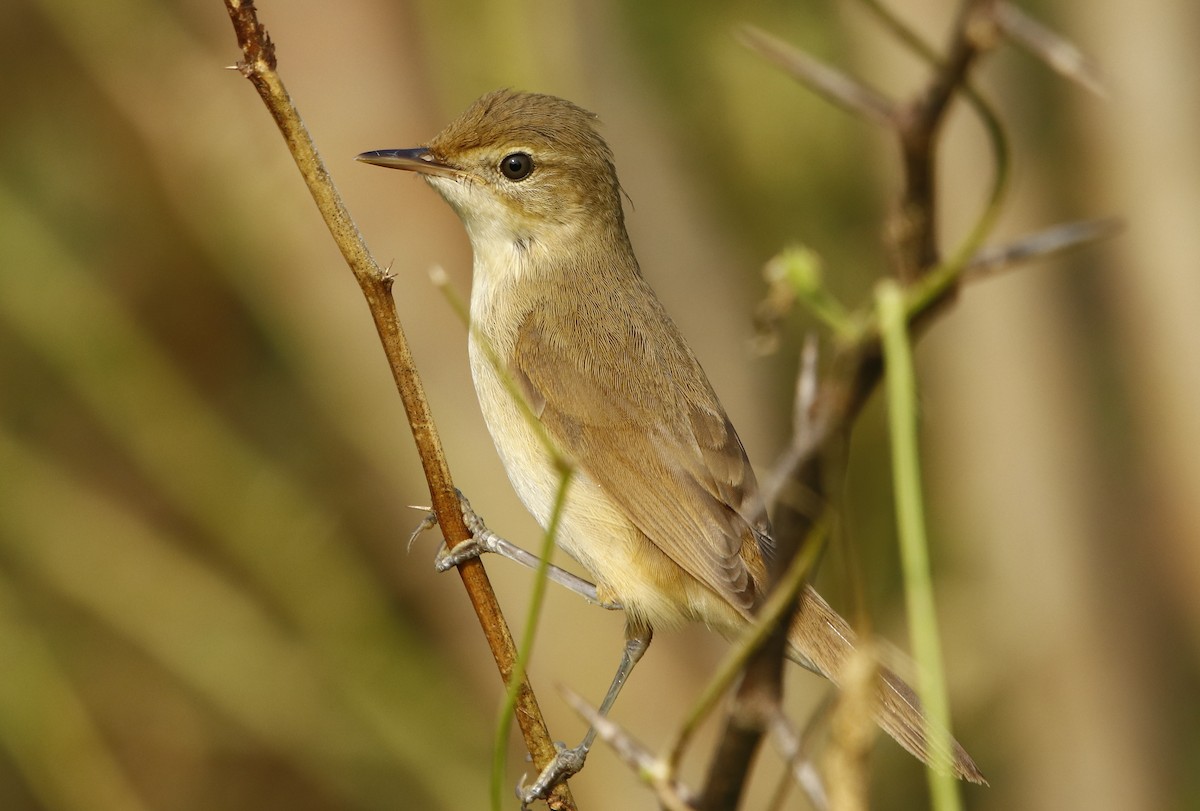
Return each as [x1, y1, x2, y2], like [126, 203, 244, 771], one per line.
[877, 280, 961, 811]
[491, 470, 575, 810]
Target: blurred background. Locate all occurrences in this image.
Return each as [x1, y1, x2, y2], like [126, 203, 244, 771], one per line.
[1, 0, 1196, 809]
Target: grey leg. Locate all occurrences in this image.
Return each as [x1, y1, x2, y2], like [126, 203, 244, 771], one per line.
[520, 623, 653, 806]
[413, 491, 622, 610]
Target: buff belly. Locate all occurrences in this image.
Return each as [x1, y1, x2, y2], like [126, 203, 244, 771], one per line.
[469, 339, 743, 634]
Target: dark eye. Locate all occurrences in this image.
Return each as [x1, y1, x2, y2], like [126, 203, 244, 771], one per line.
[499, 152, 534, 180]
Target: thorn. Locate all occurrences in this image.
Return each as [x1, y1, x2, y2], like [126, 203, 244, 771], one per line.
[965, 217, 1124, 282]
[738, 25, 896, 127]
[407, 510, 438, 552]
[995, 2, 1107, 98]
[794, 333, 820, 440]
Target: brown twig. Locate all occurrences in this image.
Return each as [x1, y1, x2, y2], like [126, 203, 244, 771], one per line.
[694, 345, 825, 809]
[762, 0, 1014, 483]
[892, 0, 1002, 281]
[685, 1, 1017, 806]
[220, 3, 573, 808]
[696, 619, 790, 811]
[692, 460, 823, 811]
[698, 340, 825, 811]
[713, 4, 1115, 808]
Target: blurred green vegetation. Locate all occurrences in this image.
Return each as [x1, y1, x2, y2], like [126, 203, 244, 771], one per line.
[1, 1, 1198, 810]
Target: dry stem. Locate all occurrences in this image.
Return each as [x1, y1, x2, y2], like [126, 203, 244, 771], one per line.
[220, 2, 572, 808]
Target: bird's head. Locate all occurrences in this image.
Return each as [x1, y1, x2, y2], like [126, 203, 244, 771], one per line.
[358, 89, 627, 253]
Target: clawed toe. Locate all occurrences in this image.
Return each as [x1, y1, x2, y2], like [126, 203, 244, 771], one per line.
[406, 490, 501, 572]
[433, 536, 488, 571]
[406, 510, 438, 551]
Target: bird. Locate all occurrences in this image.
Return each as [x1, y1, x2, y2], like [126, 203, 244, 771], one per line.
[358, 88, 983, 801]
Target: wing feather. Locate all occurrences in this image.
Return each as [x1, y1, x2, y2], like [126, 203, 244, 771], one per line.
[511, 284, 769, 613]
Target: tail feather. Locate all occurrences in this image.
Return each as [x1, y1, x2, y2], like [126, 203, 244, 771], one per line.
[787, 585, 987, 785]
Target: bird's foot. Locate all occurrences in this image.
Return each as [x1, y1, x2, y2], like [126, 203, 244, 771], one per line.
[519, 742, 589, 809]
[408, 490, 503, 572]
[435, 491, 507, 571]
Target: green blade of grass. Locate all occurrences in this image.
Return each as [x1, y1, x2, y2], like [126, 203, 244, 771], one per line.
[877, 280, 961, 811]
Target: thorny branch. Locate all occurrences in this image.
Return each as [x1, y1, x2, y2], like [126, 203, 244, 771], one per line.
[692, 3, 1011, 807]
[576, 2, 1117, 809]
[220, 3, 574, 809]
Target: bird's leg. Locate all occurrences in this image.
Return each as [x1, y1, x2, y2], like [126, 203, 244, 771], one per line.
[520, 623, 653, 807]
[410, 490, 621, 610]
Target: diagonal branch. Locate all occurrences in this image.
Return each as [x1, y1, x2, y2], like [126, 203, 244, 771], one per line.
[994, 2, 1106, 97]
[759, 0, 1018, 492]
[220, 3, 573, 809]
[737, 26, 896, 127]
[963, 218, 1124, 282]
[891, 0, 1002, 280]
[561, 687, 696, 811]
[696, 1, 1028, 806]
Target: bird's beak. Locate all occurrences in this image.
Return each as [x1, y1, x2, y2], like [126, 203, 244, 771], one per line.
[355, 147, 460, 180]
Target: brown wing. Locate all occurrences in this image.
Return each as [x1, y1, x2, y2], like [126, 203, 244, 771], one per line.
[512, 282, 770, 614]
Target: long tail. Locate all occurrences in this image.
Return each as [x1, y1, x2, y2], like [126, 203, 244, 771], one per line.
[787, 585, 986, 784]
